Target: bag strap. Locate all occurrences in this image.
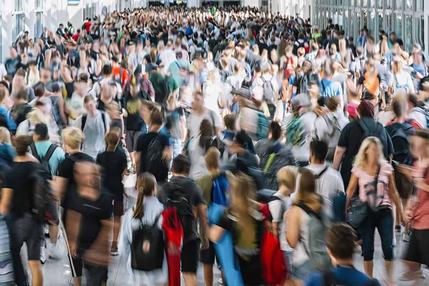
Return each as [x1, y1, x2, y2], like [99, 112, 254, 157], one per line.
[295, 202, 323, 221]
[43, 144, 58, 163]
[29, 143, 42, 162]
[315, 166, 329, 179]
[81, 114, 87, 131]
[101, 112, 107, 134]
[152, 213, 162, 228]
[263, 153, 276, 173]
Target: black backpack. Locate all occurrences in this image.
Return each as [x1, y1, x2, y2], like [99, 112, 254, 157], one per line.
[29, 143, 58, 178]
[29, 163, 58, 224]
[131, 214, 165, 271]
[81, 112, 107, 133]
[386, 123, 414, 165]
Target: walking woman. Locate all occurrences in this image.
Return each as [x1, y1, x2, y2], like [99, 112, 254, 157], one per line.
[210, 173, 264, 286]
[345, 137, 402, 284]
[286, 168, 330, 285]
[120, 172, 168, 286]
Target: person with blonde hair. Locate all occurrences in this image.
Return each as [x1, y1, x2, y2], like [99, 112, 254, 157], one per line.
[54, 126, 94, 286]
[0, 127, 15, 165]
[345, 137, 402, 284]
[16, 108, 48, 136]
[210, 172, 264, 285]
[286, 168, 330, 284]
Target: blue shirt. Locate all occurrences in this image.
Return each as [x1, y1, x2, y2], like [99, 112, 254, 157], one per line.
[305, 266, 381, 286]
[33, 141, 66, 176]
[0, 106, 17, 133]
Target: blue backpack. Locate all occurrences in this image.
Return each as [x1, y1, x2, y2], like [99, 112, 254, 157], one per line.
[211, 173, 229, 207]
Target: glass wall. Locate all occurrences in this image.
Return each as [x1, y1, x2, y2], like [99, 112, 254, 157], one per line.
[311, 0, 426, 51]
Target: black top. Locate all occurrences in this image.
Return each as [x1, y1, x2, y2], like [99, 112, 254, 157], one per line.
[124, 95, 145, 131]
[96, 148, 127, 201]
[136, 131, 170, 183]
[160, 176, 205, 242]
[337, 117, 394, 187]
[11, 103, 32, 127]
[77, 190, 113, 255]
[3, 162, 37, 217]
[57, 152, 94, 210]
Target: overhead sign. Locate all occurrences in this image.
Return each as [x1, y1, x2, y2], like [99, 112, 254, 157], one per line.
[68, 0, 80, 5]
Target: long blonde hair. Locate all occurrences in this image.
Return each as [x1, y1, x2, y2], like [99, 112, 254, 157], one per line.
[0, 127, 11, 144]
[229, 173, 258, 248]
[353, 136, 385, 168]
[294, 168, 322, 212]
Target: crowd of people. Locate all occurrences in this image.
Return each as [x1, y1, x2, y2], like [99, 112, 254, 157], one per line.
[0, 4, 429, 286]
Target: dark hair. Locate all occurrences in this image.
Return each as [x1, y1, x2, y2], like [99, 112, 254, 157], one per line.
[15, 89, 28, 101]
[101, 64, 113, 76]
[34, 82, 45, 98]
[14, 135, 32, 156]
[199, 119, 214, 149]
[133, 173, 157, 219]
[326, 223, 357, 259]
[150, 109, 163, 126]
[408, 93, 419, 107]
[105, 127, 121, 151]
[34, 123, 49, 140]
[310, 140, 328, 162]
[269, 121, 282, 141]
[224, 114, 236, 131]
[326, 96, 339, 111]
[172, 154, 191, 175]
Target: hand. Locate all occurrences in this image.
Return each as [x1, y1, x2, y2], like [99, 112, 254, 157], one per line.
[201, 238, 209, 250]
[404, 209, 413, 224]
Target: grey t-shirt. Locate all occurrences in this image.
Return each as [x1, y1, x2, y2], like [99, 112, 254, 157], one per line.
[76, 111, 110, 159]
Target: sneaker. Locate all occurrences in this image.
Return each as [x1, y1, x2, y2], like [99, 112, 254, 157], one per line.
[40, 244, 47, 264]
[395, 225, 402, 233]
[110, 245, 118, 256]
[398, 270, 426, 281]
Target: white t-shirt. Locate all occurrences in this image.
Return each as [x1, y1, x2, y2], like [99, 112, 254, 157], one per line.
[409, 107, 427, 128]
[307, 163, 345, 219]
[268, 192, 293, 251]
[313, 110, 349, 149]
[187, 109, 223, 139]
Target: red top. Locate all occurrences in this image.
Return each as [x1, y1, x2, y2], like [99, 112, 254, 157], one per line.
[411, 162, 429, 230]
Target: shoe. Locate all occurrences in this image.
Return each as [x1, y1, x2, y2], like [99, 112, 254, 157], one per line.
[40, 243, 47, 264]
[398, 270, 426, 281]
[395, 225, 402, 233]
[110, 245, 118, 256]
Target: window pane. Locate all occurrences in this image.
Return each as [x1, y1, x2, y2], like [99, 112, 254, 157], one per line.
[15, 0, 23, 11]
[405, 15, 412, 51]
[396, 0, 403, 9]
[35, 12, 43, 37]
[395, 13, 402, 38]
[406, 0, 412, 9]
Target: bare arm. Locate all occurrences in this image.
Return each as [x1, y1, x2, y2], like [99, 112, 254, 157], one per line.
[286, 206, 300, 248]
[135, 152, 141, 175]
[53, 176, 68, 202]
[197, 204, 209, 248]
[332, 146, 346, 170]
[0, 188, 13, 215]
[388, 173, 403, 222]
[209, 225, 225, 243]
[345, 173, 358, 210]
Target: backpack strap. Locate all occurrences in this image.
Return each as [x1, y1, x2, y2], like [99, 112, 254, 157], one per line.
[81, 115, 87, 131]
[263, 153, 276, 173]
[295, 202, 323, 221]
[314, 166, 329, 179]
[43, 144, 58, 163]
[101, 112, 107, 134]
[152, 213, 162, 228]
[30, 143, 42, 162]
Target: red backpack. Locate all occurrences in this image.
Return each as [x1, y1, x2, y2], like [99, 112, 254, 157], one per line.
[259, 204, 288, 285]
[284, 56, 296, 80]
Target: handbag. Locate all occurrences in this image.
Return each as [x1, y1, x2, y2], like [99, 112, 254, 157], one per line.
[347, 196, 369, 228]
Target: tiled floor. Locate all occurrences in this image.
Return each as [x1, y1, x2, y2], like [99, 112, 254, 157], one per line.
[38, 231, 429, 286]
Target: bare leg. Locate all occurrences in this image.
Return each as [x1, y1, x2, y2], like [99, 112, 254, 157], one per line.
[112, 216, 121, 249]
[28, 260, 43, 286]
[183, 273, 198, 286]
[73, 277, 81, 286]
[203, 264, 213, 286]
[385, 260, 394, 283]
[363, 260, 374, 278]
[49, 225, 59, 244]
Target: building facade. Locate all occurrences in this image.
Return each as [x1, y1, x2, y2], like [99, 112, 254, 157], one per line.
[311, 0, 428, 52]
[0, 0, 117, 62]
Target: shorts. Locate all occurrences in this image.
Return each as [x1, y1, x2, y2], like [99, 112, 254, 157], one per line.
[113, 200, 124, 217]
[181, 239, 200, 273]
[403, 229, 429, 266]
[9, 213, 43, 260]
[125, 130, 142, 152]
[292, 260, 316, 281]
[200, 242, 218, 265]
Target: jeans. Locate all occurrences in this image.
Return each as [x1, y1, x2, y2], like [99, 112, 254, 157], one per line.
[359, 208, 394, 261]
[83, 263, 108, 286]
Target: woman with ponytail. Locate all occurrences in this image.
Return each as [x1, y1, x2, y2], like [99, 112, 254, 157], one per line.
[120, 172, 168, 286]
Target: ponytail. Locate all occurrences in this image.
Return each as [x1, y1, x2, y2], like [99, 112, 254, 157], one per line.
[133, 172, 157, 219]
